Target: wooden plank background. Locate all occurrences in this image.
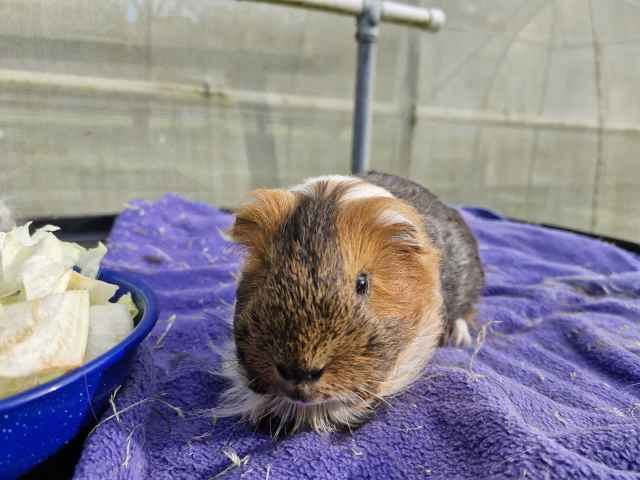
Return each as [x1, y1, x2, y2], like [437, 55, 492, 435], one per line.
[0, 0, 639, 241]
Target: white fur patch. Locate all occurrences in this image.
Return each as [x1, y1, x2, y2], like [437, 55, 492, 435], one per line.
[290, 175, 393, 203]
[377, 208, 423, 248]
[379, 302, 443, 397]
[377, 209, 413, 227]
[341, 182, 394, 202]
[289, 175, 356, 197]
[452, 318, 472, 347]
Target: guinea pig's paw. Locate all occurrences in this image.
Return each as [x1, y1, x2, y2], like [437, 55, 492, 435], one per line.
[451, 318, 472, 347]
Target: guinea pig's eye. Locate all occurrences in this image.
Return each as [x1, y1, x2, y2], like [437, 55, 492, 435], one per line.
[355, 273, 369, 295]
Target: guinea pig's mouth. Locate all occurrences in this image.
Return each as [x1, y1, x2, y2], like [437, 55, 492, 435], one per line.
[283, 396, 328, 407]
[275, 389, 361, 409]
[263, 382, 369, 410]
[273, 387, 331, 407]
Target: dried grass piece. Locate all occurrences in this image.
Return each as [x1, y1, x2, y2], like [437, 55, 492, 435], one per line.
[417, 465, 432, 475]
[191, 431, 212, 442]
[109, 385, 123, 423]
[89, 392, 178, 436]
[89, 397, 155, 436]
[554, 410, 568, 427]
[154, 314, 177, 349]
[211, 446, 250, 479]
[155, 398, 185, 418]
[122, 424, 142, 468]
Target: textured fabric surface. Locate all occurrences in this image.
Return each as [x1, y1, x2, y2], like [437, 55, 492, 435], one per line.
[74, 194, 640, 480]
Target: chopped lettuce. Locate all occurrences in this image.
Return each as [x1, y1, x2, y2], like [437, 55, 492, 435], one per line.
[0, 223, 137, 399]
[0, 224, 68, 297]
[0, 302, 35, 351]
[0, 291, 90, 378]
[0, 223, 36, 296]
[77, 242, 108, 279]
[21, 255, 69, 301]
[0, 287, 23, 304]
[68, 271, 118, 305]
[117, 292, 139, 320]
[61, 242, 86, 269]
[85, 304, 134, 362]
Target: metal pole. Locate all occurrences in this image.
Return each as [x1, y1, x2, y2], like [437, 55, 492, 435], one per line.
[240, 0, 446, 175]
[239, 0, 445, 31]
[351, 0, 381, 174]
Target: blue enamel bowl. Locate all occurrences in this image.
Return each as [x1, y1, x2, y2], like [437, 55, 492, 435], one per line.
[0, 269, 159, 479]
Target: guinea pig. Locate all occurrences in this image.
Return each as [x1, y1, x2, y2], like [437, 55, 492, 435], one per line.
[213, 171, 484, 435]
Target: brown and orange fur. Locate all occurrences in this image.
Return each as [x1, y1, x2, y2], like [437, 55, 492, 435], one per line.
[213, 173, 483, 434]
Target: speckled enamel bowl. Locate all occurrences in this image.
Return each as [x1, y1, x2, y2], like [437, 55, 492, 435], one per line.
[0, 269, 159, 479]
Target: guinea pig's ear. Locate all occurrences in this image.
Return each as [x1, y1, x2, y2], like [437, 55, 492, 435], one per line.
[228, 189, 297, 256]
[375, 203, 427, 253]
[339, 197, 429, 256]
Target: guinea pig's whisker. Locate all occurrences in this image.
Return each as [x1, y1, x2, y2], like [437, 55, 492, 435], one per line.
[338, 392, 362, 406]
[332, 391, 358, 405]
[357, 387, 393, 408]
[274, 401, 294, 438]
[243, 377, 259, 388]
[256, 401, 277, 424]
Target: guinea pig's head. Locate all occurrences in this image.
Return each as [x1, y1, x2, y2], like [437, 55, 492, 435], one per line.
[215, 176, 443, 434]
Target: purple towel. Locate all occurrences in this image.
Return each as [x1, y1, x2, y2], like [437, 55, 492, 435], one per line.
[73, 194, 640, 480]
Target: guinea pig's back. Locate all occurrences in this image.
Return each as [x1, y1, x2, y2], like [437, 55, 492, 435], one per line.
[358, 171, 484, 341]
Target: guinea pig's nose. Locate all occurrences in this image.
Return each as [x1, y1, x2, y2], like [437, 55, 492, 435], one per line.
[276, 363, 324, 384]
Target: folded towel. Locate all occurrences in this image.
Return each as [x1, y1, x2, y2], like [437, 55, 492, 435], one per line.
[74, 195, 640, 480]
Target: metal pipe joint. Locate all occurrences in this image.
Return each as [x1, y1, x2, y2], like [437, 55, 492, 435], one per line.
[356, 0, 382, 43]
